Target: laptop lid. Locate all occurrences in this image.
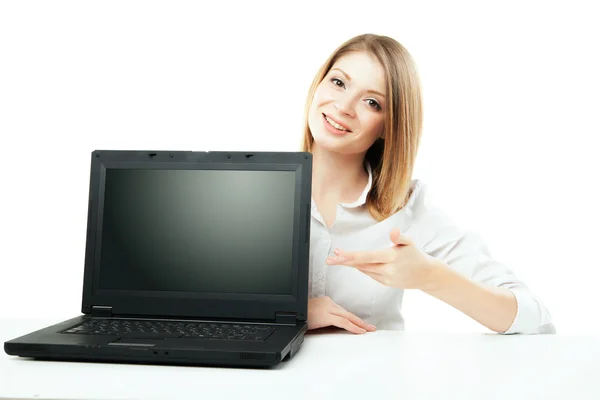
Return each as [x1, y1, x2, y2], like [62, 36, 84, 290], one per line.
[80, 150, 311, 323]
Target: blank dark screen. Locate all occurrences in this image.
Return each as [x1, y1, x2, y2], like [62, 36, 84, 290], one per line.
[98, 168, 296, 295]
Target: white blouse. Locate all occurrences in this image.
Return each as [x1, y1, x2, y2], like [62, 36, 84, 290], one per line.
[308, 164, 555, 334]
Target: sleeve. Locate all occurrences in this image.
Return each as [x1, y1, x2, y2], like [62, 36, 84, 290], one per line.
[406, 185, 555, 334]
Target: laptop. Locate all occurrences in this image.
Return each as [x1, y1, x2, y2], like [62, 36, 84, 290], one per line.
[4, 150, 312, 368]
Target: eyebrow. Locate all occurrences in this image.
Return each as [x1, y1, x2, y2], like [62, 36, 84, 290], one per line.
[330, 67, 386, 99]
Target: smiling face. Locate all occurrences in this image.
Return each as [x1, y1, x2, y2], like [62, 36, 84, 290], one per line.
[308, 51, 387, 155]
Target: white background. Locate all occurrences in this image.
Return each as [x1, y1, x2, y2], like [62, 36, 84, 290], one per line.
[1, 0, 598, 333]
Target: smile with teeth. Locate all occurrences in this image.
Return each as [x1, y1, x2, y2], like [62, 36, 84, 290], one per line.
[324, 114, 350, 132]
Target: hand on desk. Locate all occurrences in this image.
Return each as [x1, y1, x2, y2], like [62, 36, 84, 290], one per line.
[307, 296, 377, 334]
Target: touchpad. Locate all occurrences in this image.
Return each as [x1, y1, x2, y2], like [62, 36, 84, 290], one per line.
[108, 338, 163, 347]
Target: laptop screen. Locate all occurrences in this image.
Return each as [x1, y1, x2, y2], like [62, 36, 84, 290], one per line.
[98, 168, 296, 296]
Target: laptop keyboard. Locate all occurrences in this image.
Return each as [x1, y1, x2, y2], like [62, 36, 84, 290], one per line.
[62, 319, 276, 341]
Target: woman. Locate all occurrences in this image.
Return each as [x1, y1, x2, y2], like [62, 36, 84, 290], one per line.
[302, 33, 555, 335]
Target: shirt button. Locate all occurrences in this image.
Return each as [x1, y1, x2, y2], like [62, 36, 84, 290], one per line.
[317, 272, 324, 280]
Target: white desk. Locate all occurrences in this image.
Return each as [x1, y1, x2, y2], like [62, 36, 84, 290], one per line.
[1, 318, 599, 400]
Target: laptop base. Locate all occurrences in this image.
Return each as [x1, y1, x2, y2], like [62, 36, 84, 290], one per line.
[5, 315, 307, 368]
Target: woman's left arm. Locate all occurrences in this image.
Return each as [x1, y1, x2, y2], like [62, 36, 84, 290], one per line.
[329, 213, 556, 334]
[422, 257, 550, 334]
[418, 222, 556, 335]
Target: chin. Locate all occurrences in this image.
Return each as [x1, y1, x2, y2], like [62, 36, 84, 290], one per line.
[311, 135, 355, 155]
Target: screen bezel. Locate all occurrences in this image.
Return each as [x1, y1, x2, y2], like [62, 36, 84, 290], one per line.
[81, 150, 311, 322]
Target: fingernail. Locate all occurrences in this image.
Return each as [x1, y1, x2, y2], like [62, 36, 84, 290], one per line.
[368, 325, 376, 330]
[335, 256, 345, 262]
[334, 249, 341, 255]
[326, 258, 334, 264]
[360, 329, 366, 334]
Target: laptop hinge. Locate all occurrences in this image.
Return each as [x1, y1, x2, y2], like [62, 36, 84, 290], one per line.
[275, 312, 297, 325]
[91, 306, 113, 317]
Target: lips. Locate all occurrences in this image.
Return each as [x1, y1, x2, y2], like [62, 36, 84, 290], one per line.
[323, 113, 352, 132]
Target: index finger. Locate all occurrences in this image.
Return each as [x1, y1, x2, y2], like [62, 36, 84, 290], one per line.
[332, 307, 377, 332]
[335, 247, 395, 265]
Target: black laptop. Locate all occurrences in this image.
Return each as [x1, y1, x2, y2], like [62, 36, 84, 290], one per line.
[4, 150, 312, 368]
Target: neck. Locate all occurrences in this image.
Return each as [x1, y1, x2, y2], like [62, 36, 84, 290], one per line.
[310, 144, 368, 203]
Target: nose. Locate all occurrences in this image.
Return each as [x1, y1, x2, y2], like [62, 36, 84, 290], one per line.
[334, 95, 356, 118]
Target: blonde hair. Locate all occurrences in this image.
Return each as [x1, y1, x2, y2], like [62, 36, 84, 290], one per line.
[302, 34, 423, 221]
